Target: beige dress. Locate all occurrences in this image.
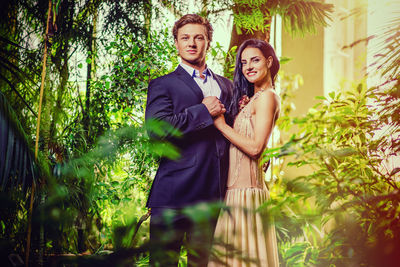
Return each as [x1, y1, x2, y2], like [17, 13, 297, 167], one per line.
[209, 90, 279, 267]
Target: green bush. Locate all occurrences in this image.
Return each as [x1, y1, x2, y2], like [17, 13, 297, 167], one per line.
[265, 80, 400, 266]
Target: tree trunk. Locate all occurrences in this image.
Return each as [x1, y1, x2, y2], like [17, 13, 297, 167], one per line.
[91, 6, 98, 80]
[50, 51, 69, 148]
[37, 9, 56, 267]
[82, 4, 98, 145]
[144, 0, 152, 37]
[50, 0, 75, 152]
[27, 1, 54, 265]
[78, 4, 98, 253]
[83, 22, 92, 144]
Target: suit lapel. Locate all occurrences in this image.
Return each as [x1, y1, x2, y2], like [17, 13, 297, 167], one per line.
[174, 65, 204, 100]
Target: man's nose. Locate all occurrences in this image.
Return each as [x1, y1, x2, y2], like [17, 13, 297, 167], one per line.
[188, 37, 196, 47]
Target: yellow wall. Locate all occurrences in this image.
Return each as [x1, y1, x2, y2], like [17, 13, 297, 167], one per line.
[281, 25, 325, 115]
[279, 0, 368, 179]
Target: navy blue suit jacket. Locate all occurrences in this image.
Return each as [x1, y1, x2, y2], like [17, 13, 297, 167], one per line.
[145, 65, 233, 208]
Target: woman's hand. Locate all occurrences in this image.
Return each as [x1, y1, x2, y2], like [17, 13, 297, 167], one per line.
[213, 114, 226, 130]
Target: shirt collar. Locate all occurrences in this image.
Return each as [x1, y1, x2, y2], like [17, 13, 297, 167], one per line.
[180, 63, 213, 83]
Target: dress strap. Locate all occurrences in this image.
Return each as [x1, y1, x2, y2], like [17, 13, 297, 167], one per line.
[252, 89, 266, 100]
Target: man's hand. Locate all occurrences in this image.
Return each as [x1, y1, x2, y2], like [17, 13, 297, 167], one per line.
[202, 96, 226, 117]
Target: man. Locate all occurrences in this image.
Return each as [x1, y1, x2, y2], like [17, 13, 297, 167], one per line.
[145, 14, 233, 266]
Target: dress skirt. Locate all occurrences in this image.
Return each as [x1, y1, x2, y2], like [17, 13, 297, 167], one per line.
[208, 188, 279, 267]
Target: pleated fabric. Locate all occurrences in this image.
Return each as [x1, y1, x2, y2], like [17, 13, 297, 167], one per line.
[208, 90, 279, 267]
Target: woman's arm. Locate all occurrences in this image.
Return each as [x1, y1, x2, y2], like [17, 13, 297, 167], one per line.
[214, 90, 279, 159]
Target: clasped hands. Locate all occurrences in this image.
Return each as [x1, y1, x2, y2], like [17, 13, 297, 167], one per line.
[202, 96, 226, 129]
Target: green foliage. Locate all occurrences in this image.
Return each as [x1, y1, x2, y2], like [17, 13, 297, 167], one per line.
[0, 1, 373, 266]
[233, 4, 271, 34]
[276, 0, 333, 36]
[265, 80, 400, 265]
[2, 1, 181, 261]
[0, 90, 38, 192]
[47, 25, 180, 256]
[209, 42, 237, 79]
[104, 26, 178, 112]
[232, 0, 333, 35]
[0, 36, 37, 116]
[160, 0, 333, 39]
[0, 89, 53, 261]
[36, 120, 181, 259]
[280, 241, 319, 267]
[265, 13, 400, 262]
[102, 0, 153, 37]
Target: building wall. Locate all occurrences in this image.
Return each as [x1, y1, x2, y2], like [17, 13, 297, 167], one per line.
[279, 0, 368, 179]
[281, 25, 325, 115]
[324, 0, 368, 94]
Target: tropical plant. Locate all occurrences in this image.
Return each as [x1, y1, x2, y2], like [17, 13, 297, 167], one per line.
[264, 14, 400, 266]
[0, 89, 36, 255]
[159, 0, 333, 46]
[0, 0, 178, 264]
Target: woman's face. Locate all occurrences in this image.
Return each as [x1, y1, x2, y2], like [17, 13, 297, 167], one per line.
[241, 47, 271, 85]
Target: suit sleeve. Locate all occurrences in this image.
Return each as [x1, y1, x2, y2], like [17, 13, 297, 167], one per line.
[221, 77, 234, 127]
[145, 78, 214, 139]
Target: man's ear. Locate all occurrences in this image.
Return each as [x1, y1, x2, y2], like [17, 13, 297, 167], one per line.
[207, 41, 210, 51]
[174, 39, 179, 53]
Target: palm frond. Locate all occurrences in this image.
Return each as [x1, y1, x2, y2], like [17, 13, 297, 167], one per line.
[0, 90, 37, 192]
[273, 0, 334, 36]
[0, 35, 37, 116]
[231, 0, 333, 36]
[375, 16, 400, 80]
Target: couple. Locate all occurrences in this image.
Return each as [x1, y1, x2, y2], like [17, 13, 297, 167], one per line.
[145, 13, 280, 267]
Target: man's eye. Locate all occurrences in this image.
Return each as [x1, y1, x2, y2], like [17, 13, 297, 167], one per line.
[181, 36, 188, 40]
[196, 36, 204, 40]
[253, 58, 260, 62]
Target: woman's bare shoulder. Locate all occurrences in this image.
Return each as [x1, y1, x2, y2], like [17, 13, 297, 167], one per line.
[255, 89, 280, 109]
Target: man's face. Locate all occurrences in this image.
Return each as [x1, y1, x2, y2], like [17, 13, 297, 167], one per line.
[175, 23, 209, 68]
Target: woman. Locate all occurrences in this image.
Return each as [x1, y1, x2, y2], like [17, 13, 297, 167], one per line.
[208, 39, 280, 267]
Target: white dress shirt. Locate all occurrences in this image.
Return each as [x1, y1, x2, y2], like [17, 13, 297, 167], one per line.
[180, 63, 222, 99]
